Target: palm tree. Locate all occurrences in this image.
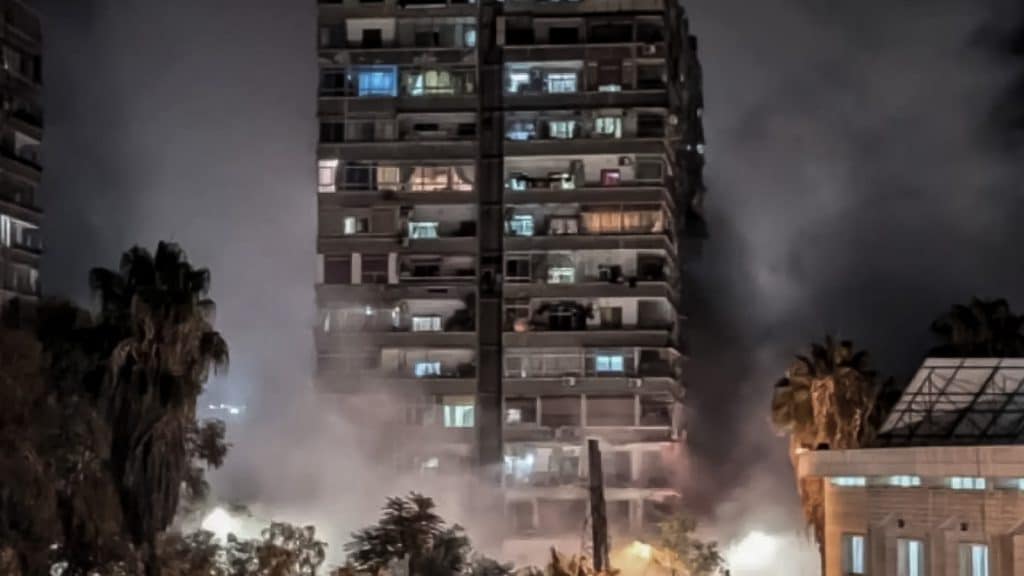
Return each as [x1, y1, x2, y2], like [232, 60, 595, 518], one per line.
[929, 297, 1024, 357]
[89, 242, 228, 573]
[770, 336, 887, 557]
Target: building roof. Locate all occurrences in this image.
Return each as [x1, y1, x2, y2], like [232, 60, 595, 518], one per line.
[876, 358, 1024, 447]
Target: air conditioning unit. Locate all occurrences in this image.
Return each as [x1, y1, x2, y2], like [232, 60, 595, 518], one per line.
[618, 156, 633, 166]
[563, 376, 577, 388]
[667, 114, 679, 126]
[629, 378, 643, 388]
[642, 44, 657, 56]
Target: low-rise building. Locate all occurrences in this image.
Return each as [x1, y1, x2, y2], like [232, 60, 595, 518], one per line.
[797, 358, 1024, 576]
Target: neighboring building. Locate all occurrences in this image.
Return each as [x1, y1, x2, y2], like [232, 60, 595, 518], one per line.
[0, 0, 42, 307]
[315, 0, 705, 556]
[797, 358, 1024, 576]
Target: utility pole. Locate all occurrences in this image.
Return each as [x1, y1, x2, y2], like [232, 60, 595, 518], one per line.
[588, 438, 610, 572]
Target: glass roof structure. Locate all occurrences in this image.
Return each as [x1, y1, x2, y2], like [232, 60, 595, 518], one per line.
[876, 358, 1024, 447]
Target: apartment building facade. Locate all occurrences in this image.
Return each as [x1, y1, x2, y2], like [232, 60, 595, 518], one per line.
[798, 359, 1024, 576]
[0, 0, 42, 306]
[315, 0, 705, 555]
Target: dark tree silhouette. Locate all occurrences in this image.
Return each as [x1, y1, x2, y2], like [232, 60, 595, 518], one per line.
[929, 297, 1024, 357]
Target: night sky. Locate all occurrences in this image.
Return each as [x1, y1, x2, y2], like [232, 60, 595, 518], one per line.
[33, 0, 1024, 555]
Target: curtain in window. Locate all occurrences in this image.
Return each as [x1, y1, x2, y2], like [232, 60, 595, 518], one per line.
[376, 166, 401, 191]
[357, 66, 397, 96]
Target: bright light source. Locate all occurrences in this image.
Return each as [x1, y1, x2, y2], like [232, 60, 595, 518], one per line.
[627, 541, 653, 561]
[201, 507, 240, 541]
[726, 531, 779, 572]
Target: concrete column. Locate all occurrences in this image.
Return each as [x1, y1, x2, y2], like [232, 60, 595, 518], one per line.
[352, 253, 362, 285]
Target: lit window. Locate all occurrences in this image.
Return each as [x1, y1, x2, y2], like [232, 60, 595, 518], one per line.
[545, 72, 577, 93]
[506, 120, 536, 141]
[414, 361, 441, 377]
[407, 69, 454, 96]
[958, 543, 989, 576]
[411, 166, 451, 191]
[343, 216, 367, 235]
[508, 174, 529, 191]
[842, 534, 866, 575]
[889, 475, 922, 488]
[412, 316, 442, 332]
[950, 477, 986, 491]
[503, 452, 535, 480]
[898, 539, 924, 576]
[356, 66, 397, 96]
[598, 84, 621, 92]
[1017, 478, 1024, 491]
[547, 267, 575, 284]
[548, 120, 576, 139]
[318, 159, 339, 193]
[507, 70, 530, 93]
[506, 408, 523, 424]
[408, 222, 439, 239]
[594, 116, 622, 138]
[444, 402, 475, 428]
[601, 169, 621, 186]
[549, 217, 579, 235]
[463, 27, 477, 47]
[831, 476, 867, 487]
[508, 215, 534, 237]
[421, 457, 440, 472]
[595, 354, 625, 373]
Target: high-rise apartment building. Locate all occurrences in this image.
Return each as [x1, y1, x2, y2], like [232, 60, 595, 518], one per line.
[0, 0, 42, 306]
[316, 0, 705, 555]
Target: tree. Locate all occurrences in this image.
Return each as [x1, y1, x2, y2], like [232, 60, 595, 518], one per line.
[654, 515, 726, 576]
[346, 493, 453, 575]
[157, 523, 328, 576]
[0, 242, 230, 575]
[89, 242, 229, 573]
[929, 297, 1024, 357]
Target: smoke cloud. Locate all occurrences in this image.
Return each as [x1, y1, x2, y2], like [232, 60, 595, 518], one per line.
[34, 0, 1024, 572]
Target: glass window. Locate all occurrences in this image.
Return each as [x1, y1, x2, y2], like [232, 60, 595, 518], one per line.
[898, 539, 924, 576]
[547, 267, 575, 284]
[831, 476, 867, 487]
[505, 398, 537, 424]
[506, 120, 536, 141]
[889, 475, 922, 488]
[343, 216, 368, 235]
[356, 66, 397, 96]
[508, 215, 534, 237]
[594, 116, 622, 138]
[318, 159, 339, 193]
[545, 72, 577, 93]
[507, 70, 530, 93]
[595, 354, 625, 373]
[601, 169, 621, 186]
[842, 534, 866, 575]
[548, 120, 576, 139]
[959, 543, 989, 576]
[951, 477, 986, 491]
[409, 222, 439, 239]
[444, 401, 475, 428]
[411, 166, 451, 191]
[407, 69, 454, 96]
[549, 217, 579, 235]
[463, 27, 477, 47]
[414, 361, 441, 377]
[412, 316, 442, 332]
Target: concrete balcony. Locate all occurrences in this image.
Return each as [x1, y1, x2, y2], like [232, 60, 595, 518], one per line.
[317, 372, 477, 396]
[319, 139, 477, 162]
[0, 151, 40, 184]
[501, 0, 666, 14]
[318, 234, 477, 255]
[319, 188, 475, 208]
[318, 94, 477, 116]
[503, 375, 677, 396]
[321, 46, 473, 67]
[504, 137, 666, 158]
[0, 195, 41, 225]
[504, 232, 676, 254]
[503, 424, 675, 445]
[502, 42, 666, 63]
[318, 0, 477, 19]
[503, 327, 675, 349]
[503, 280, 677, 301]
[316, 328, 477, 352]
[501, 89, 668, 111]
[316, 282, 474, 306]
[504, 185, 672, 209]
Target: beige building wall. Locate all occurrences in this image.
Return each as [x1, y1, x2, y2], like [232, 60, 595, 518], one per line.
[799, 446, 1024, 576]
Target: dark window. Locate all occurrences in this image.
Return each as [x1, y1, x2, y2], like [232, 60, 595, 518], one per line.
[589, 23, 632, 43]
[344, 163, 376, 190]
[319, 25, 345, 48]
[414, 30, 441, 47]
[457, 122, 477, 137]
[548, 26, 580, 44]
[601, 169, 621, 186]
[361, 28, 383, 48]
[540, 396, 581, 428]
[506, 18, 535, 45]
[596, 62, 621, 88]
[537, 499, 585, 534]
[324, 257, 352, 285]
[413, 123, 440, 133]
[637, 114, 665, 138]
[361, 255, 389, 284]
[505, 257, 530, 281]
[587, 395, 634, 426]
[319, 69, 348, 96]
[636, 22, 664, 43]
[637, 64, 665, 89]
[601, 451, 632, 486]
[509, 501, 535, 533]
[505, 397, 537, 424]
[320, 122, 345, 143]
[635, 158, 663, 181]
[640, 396, 672, 426]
